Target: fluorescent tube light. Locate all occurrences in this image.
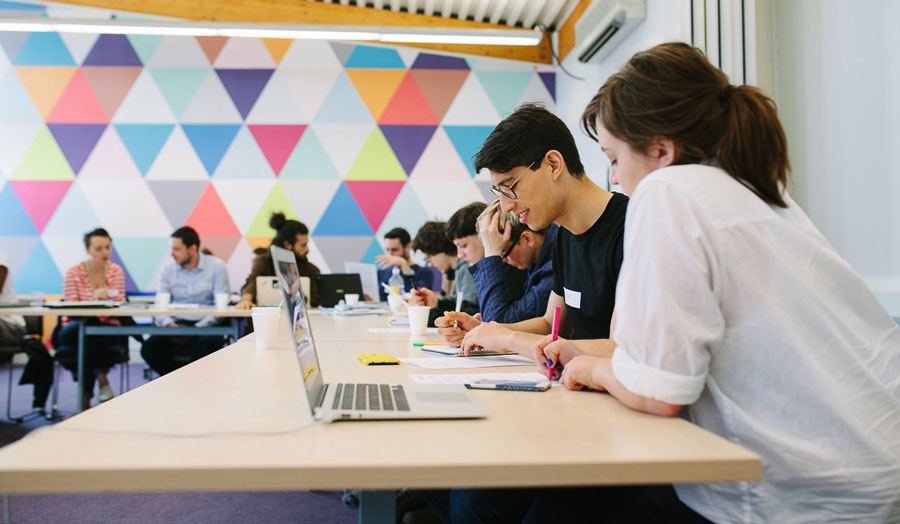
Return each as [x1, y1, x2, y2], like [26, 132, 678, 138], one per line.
[0, 18, 542, 46]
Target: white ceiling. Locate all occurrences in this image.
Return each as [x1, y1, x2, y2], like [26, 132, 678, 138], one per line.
[310, 0, 581, 30]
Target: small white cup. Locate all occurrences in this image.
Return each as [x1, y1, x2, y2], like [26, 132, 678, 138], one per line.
[344, 293, 360, 306]
[407, 306, 430, 337]
[155, 292, 171, 309]
[251, 307, 282, 350]
[299, 276, 311, 303]
[387, 294, 407, 315]
[215, 292, 230, 310]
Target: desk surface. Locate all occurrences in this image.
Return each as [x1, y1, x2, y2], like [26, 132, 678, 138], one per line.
[0, 305, 251, 318]
[0, 314, 761, 494]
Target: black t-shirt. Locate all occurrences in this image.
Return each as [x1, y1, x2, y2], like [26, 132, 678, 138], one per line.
[551, 192, 627, 340]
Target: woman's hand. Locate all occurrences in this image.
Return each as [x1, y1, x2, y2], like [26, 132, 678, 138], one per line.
[532, 336, 583, 380]
[558, 355, 607, 391]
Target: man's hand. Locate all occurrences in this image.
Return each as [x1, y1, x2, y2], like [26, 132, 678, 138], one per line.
[409, 288, 437, 308]
[460, 321, 514, 356]
[235, 295, 255, 310]
[374, 254, 410, 272]
[435, 312, 481, 347]
[477, 212, 512, 258]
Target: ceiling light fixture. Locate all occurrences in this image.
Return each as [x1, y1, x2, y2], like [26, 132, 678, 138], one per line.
[0, 19, 542, 46]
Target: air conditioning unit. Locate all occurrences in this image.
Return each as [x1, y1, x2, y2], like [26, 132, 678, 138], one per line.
[573, 0, 646, 63]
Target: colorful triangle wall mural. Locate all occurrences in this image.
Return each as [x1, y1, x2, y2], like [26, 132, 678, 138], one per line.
[0, 22, 555, 293]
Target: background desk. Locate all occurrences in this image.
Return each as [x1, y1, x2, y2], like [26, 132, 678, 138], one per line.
[0, 305, 250, 412]
[0, 314, 761, 523]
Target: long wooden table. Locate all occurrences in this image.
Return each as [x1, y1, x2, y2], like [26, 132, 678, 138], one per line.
[0, 313, 761, 523]
[0, 305, 250, 412]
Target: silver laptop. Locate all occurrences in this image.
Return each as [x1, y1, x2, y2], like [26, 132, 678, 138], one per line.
[271, 245, 487, 423]
[256, 276, 281, 306]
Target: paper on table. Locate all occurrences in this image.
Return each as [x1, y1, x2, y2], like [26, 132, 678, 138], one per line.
[345, 261, 379, 300]
[399, 355, 533, 369]
[369, 327, 438, 334]
[410, 372, 562, 386]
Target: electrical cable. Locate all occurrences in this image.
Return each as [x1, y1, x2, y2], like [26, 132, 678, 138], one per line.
[536, 23, 585, 81]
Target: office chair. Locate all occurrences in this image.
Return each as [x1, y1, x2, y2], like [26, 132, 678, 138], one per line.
[1, 316, 54, 423]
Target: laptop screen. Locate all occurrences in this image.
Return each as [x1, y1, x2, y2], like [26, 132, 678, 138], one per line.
[270, 245, 324, 413]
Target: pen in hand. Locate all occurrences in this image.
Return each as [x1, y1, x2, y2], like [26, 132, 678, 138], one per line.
[549, 305, 561, 383]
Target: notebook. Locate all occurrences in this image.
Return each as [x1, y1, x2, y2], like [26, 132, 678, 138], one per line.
[271, 245, 487, 423]
[44, 300, 121, 308]
[417, 344, 511, 358]
[315, 273, 364, 308]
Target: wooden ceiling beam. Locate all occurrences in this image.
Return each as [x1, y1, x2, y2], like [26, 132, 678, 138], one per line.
[54, 0, 552, 64]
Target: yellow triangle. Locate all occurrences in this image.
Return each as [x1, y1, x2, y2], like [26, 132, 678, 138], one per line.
[263, 39, 293, 65]
[246, 184, 299, 236]
[15, 66, 78, 119]
[345, 69, 407, 121]
[10, 126, 76, 181]
[245, 236, 273, 252]
[345, 128, 407, 181]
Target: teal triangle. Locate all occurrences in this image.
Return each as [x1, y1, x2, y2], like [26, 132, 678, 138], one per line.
[280, 128, 339, 179]
[0, 69, 40, 122]
[313, 72, 373, 124]
[474, 71, 535, 117]
[465, 58, 478, 69]
[13, 32, 75, 66]
[43, 183, 101, 236]
[114, 124, 175, 175]
[149, 68, 208, 118]
[344, 45, 405, 69]
[360, 237, 384, 265]
[181, 124, 241, 175]
[0, 183, 37, 235]
[14, 240, 61, 294]
[126, 35, 163, 65]
[313, 183, 374, 236]
[113, 236, 172, 289]
[443, 125, 496, 176]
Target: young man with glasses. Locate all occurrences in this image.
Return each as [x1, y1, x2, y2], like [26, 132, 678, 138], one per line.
[435, 103, 627, 362]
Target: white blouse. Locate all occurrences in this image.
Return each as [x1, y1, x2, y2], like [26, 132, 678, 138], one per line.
[612, 165, 900, 523]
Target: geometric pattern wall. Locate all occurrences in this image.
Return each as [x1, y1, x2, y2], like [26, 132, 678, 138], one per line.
[0, 29, 556, 294]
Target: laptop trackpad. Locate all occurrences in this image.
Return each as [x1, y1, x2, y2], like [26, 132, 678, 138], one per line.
[415, 391, 471, 404]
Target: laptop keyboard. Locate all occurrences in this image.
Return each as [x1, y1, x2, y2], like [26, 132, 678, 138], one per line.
[332, 383, 409, 411]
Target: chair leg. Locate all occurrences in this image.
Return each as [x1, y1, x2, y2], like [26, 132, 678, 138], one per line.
[6, 363, 45, 424]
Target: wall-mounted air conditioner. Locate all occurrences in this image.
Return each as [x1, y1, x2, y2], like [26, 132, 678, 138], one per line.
[573, 0, 646, 64]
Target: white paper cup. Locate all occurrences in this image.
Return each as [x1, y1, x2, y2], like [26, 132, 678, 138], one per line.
[407, 306, 430, 337]
[155, 292, 170, 309]
[251, 307, 282, 350]
[299, 276, 311, 303]
[344, 293, 359, 306]
[387, 294, 407, 315]
[215, 292, 230, 310]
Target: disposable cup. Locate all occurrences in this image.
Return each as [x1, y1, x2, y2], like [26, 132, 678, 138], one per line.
[155, 292, 170, 309]
[251, 307, 282, 350]
[215, 293, 230, 310]
[407, 306, 431, 337]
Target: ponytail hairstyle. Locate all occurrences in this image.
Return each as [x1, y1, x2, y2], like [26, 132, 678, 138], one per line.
[581, 42, 791, 207]
[269, 212, 309, 249]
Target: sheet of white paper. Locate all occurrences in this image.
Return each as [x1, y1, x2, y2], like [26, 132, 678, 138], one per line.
[410, 372, 562, 386]
[368, 327, 438, 334]
[345, 261, 379, 301]
[399, 355, 534, 369]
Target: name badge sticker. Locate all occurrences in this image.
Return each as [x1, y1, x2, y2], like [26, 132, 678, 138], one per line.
[563, 287, 581, 309]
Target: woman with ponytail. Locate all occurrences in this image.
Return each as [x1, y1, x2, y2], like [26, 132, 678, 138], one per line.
[523, 42, 900, 523]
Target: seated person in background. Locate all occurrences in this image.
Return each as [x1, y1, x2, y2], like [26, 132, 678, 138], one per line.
[55, 228, 127, 409]
[408, 220, 478, 324]
[0, 254, 52, 412]
[141, 226, 230, 376]
[236, 212, 320, 309]
[434, 103, 627, 360]
[469, 199, 557, 323]
[374, 227, 434, 301]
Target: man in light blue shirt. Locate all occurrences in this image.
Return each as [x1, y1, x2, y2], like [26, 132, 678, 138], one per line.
[141, 226, 230, 376]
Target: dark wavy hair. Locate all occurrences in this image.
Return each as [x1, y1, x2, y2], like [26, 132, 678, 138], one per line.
[412, 221, 456, 256]
[269, 212, 309, 248]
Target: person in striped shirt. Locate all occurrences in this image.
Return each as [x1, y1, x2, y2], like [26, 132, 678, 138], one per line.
[55, 228, 126, 409]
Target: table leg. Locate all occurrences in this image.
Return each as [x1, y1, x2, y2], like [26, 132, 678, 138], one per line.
[76, 320, 85, 413]
[358, 490, 395, 524]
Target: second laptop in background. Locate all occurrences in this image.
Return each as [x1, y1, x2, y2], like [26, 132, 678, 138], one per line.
[315, 273, 364, 308]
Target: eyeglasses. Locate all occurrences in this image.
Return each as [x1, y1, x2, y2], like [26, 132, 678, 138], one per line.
[501, 241, 516, 260]
[489, 161, 535, 200]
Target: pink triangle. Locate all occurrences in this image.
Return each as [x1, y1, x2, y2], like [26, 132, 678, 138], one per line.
[346, 181, 406, 232]
[200, 236, 242, 262]
[46, 70, 109, 124]
[185, 183, 241, 237]
[10, 181, 72, 233]
[247, 125, 306, 175]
